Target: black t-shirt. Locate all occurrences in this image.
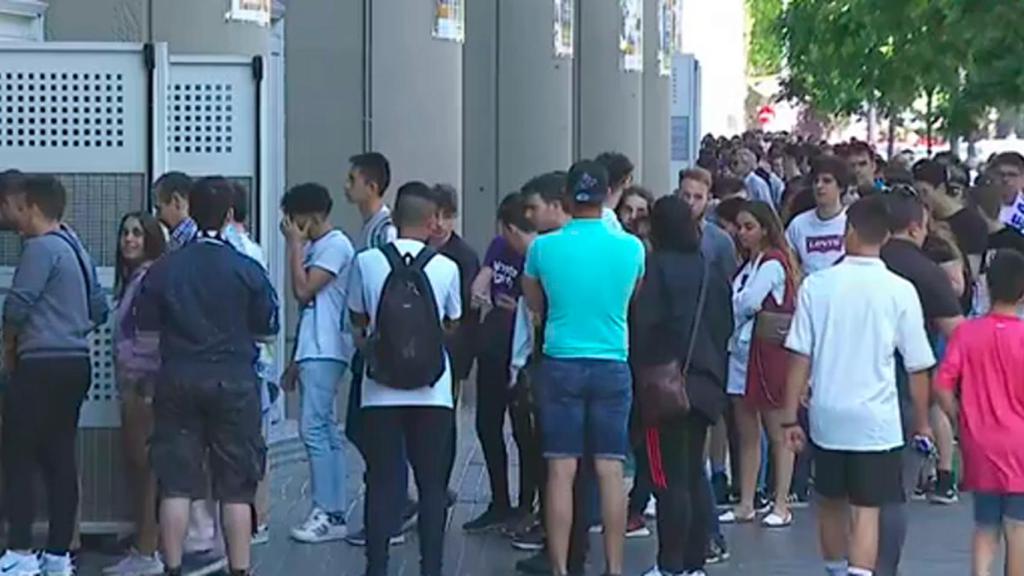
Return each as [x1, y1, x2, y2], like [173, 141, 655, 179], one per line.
[943, 208, 989, 256]
[881, 239, 962, 324]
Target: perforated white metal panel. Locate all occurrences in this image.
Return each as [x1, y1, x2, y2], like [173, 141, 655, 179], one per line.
[165, 56, 256, 177]
[0, 43, 147, 173]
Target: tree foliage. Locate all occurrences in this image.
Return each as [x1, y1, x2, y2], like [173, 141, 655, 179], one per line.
[746, 0, 784, 76]
[780, 0, 1024, 134]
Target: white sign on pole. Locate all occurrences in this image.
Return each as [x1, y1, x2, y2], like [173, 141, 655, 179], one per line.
[226, 0, 271, 27]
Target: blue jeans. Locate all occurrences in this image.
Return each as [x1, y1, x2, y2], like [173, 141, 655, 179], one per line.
[537, 357, 632, 460]
[299, 359, 348, 515]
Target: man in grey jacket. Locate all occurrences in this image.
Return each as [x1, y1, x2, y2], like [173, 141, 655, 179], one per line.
[0, 174, 107, 576]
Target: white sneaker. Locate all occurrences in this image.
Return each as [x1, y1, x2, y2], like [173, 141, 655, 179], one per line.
[40, 553, 74, 576]
[102, 550, 164, 575]
[251, 524, 270, 546]
[641, 567, 664, 576]
[0, 551, 41, 576]
[290, 508, 347, 543]
[643, 496, 657, 518]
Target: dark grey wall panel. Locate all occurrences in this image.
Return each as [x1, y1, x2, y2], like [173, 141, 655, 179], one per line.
[642, 0, 671, 196]
[463, 0, 498, 253]
[576, 0, 643, 174]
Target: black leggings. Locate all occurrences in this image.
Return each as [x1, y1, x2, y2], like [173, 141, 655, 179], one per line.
[652, 412, 712, 574]
[364, 407, 454, 576]
[3, 357, 90, 554]
[475, 319, 537, 511]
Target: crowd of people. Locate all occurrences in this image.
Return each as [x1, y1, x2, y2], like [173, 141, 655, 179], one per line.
[0, 130, 1020, 576]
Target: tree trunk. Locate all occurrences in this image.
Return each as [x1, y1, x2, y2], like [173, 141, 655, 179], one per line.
[888, 113, 897, 159]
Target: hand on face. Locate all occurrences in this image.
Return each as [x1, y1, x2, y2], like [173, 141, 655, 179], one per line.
[280, 215, 310, 243]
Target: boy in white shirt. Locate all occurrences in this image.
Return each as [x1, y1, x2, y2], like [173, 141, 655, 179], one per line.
[786, 155, 850, 275]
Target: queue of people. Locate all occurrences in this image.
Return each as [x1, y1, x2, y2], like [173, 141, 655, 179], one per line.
[0, 132, 1021, 576]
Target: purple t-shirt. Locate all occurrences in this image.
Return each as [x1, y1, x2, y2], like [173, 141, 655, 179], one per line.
[485, 236, 524, 301]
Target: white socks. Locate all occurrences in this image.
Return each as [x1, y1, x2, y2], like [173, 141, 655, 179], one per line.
[825, 560, 849, 576]
[847, 568, 873, 576]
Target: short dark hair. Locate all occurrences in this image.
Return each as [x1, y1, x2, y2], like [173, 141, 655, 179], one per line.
[22, 175, 67, 220]
[497, 192, 535, 233]
[885, 192, 927, 233]
[521, 171, 569, 209]
[432, 184, 458, 216]
[394, 181, 438, 228]
[843, 140, 874, 159]
[230, 182, 250, 224]
[811, 155, 853, 189]
[189, 177, 234, 231]
[281, 183, 333, 217]
[711, 175, 746, 199]
[650, 195, 700, 254]
[846, 195, 891, 245]
[0, 169, 26, 197]
[349, 152, 391, 195]
[987, 249, 1024, 304]
[594, 151, 635, 189]
[912, 159, 947, 189]
[993, 151, 1024, 172]
[153, 171, 193, 204]
[716, 197, 747, 226]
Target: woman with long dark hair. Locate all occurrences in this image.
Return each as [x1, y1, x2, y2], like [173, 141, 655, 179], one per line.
[720, 200, 802, 528]
[105, 212, 167, 576]
[633, 196, 733, 576]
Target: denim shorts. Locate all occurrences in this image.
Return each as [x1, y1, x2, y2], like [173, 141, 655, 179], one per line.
[973, 492, 1024, 527]
[536, 357, 632, 461]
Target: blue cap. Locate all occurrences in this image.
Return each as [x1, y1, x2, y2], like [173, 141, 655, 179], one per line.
[567, 160, 610, 204]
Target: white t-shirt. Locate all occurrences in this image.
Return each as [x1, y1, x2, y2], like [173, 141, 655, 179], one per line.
[602, 207, 624, 232]
[785, 256, 936, 451]
[295, 230, 356, 363]
[347, 239, 462, 408]
[1000, 191, 1024, 233]
[786, 208, 848, 275]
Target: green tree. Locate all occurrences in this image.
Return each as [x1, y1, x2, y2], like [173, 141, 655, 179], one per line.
[746, 0, 784, 76]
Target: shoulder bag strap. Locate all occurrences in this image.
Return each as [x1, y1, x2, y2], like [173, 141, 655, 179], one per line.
[681, 257, 710, 375]
[50, 230, 93, 305]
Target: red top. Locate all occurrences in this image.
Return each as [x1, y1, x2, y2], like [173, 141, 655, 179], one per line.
[745, 250, 797, 409]
[935, 314, 1024, 493]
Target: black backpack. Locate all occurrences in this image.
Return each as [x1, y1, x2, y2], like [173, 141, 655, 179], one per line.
[366, 243, 447, 390]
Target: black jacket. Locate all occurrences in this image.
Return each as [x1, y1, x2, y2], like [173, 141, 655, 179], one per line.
[439, 233, 481, 381]
[631, 251, 733, 421]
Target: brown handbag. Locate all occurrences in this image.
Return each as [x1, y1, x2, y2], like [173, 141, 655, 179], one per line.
[754, 310, 793, 345]
[635, 259, 709, 428]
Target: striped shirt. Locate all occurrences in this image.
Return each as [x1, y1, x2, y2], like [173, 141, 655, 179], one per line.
[358, 206, 397, 252]
[168, 217, 198, 252]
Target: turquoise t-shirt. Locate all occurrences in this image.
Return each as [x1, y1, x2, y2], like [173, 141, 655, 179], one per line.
[525, 218, 646, 361]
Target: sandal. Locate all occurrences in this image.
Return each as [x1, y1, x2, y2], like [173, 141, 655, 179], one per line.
[761, 509, 793, 528]
[717, 507, 756, 524]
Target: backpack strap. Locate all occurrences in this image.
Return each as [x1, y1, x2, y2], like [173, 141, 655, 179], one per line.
[409, 245, 438, 272]
[381, 242, 407, 271]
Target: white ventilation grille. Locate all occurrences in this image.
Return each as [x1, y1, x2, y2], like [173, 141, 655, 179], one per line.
[0, 71, 127, 150]
[167, 82, 235, 155]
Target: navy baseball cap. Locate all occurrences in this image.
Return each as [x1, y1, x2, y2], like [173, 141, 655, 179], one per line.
[567, 160, 610, 205]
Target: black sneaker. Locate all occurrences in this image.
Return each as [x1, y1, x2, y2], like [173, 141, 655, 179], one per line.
[511, 523, 545, 551]
[929, 478, 959, 505]
[711, 472, 730, 507]
[706, 536, 730, 565]
[462, 506, 513, 533]
[754, 491, 772, 514]
[343, 527, 406, 547]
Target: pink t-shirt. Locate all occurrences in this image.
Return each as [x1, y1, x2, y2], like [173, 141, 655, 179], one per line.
[935, 314, 1024, 493]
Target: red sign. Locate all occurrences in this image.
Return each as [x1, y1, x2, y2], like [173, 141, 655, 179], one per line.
[757, 105, 776, 125]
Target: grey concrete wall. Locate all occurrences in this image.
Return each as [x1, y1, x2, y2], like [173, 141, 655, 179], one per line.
[641, 0, 671, 195]
[497, 0, 573, 204]
[372, 0, 462, 204]
[46, 0, 267, 55]
[285, 0, 364, 235]
[576, 0, 643, 172]
[462, 0, 498, 253]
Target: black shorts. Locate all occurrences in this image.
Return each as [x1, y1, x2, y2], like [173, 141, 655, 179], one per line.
[813, 444, 905, 508]
[151, 378, 267, 504]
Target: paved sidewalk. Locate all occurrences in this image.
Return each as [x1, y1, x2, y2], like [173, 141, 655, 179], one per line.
[80, 385, 980, 575]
